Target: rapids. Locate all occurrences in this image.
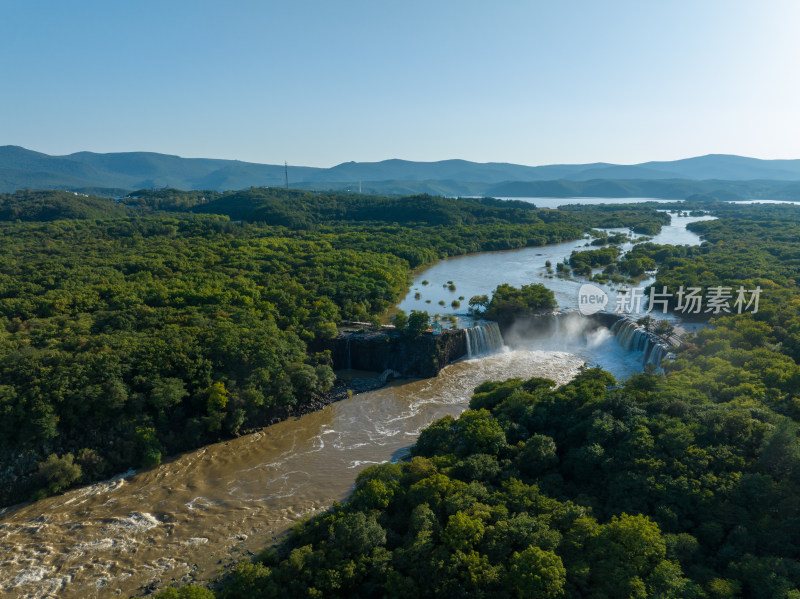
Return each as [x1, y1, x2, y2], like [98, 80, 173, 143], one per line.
[1, 350, 586, 598]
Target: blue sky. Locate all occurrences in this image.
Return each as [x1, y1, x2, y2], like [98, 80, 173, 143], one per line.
[2, 1, 799, 167]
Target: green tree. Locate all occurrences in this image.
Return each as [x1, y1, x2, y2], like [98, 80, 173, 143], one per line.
[150, 377, 188, 411]
[452, 409, 507, 457]
[587, 514, 670, 597]
[442, 511, 485, 552]
[37, 453, 82, 495]
[468, 295, 489, 317]
[654, 320, 675, 337]
[483, 283, 556, 324]
[506, 546, 566, 598]
[637, 315, 654, 330]
[517, 434, 558, 477]
[134, 426, 164, 468]
[153, 585, 216, 599]
[392, 309, 408, 331]
[205, 381, 230, 413]
[758, 420, 800, 480]
[406, 310, 430, 337]
[333, 512, 386, 554]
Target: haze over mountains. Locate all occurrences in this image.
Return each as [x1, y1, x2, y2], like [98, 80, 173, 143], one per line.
[3, 145, 800, 200]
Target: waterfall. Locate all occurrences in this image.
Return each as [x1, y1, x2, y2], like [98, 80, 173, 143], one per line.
[346, 337, 352, 370]
[646, 343, 667, 366]
[610, 319, 671, 367]
[465, 322, 505, 357]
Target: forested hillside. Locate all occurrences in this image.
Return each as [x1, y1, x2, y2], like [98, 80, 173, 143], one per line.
[0, 190, 130, 221]
[6, 145, 800, 196]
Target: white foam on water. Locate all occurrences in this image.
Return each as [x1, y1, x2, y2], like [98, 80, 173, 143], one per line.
[108, 512, 160, 532]
[53, 469, 136, 511]
[76, 538, 115, 551]
[185, 497, 218, 512]
[348, 460, 384, 469]
[10, 566, 53, 586]
[185, 537, 209, 545]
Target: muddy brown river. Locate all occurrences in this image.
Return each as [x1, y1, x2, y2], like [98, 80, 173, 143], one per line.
[0, 210, 709, 597]
[0, 351, 586, 598]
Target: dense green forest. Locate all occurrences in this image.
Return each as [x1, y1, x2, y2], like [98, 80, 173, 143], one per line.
[0, 189, 668, 506]
[171, 202, 800, 598]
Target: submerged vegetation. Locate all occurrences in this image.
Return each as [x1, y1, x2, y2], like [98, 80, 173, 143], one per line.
[567, 246, 621, 277]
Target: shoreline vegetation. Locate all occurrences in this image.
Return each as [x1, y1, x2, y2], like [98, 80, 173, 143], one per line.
[0, 188, 670, 508]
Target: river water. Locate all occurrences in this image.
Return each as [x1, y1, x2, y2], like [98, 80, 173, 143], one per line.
[0, 353, 586, 598]
[396, 210, 715, 320]
[0, 207, 712, 598]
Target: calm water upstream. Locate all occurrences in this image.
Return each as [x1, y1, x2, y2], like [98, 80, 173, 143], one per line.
[0, 207, 713, 598]
[397, 211, 715, 320]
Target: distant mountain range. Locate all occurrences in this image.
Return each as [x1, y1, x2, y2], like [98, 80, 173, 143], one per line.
[3, 145, 800, 199]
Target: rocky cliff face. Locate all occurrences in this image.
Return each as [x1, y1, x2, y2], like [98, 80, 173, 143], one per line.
[328, 329, 468, 378]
